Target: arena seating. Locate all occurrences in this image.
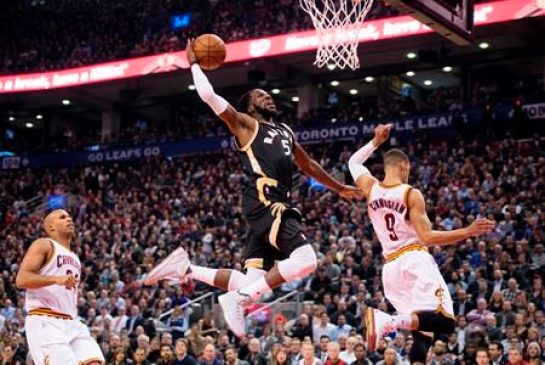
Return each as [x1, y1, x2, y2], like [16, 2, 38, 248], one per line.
[0, 116, 544, 363]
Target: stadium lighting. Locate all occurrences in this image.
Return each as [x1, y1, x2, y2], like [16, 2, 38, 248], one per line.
[406, 71, 415, 77]
[8, 116, 15, 121]
[479, 42, 489, 49]
[331, 118, 337, 123]
[330, 80, 340, 86]
[26, 122, 34, 128]
[406, 52, 417, 59]
[188, 84, 196, 90]
[349, 89, 358, 95]
[424, 80, 433, 86]
[62, 99, 71, 105]
[36, 114, 43, 120]
[358, 116, 364, 121]
[291, 96, 299, 102]
[327, 64, 336, 71]
[364, 76, 374, 82]
[271, 89, 280, 94]
[442, 66, 453, 72]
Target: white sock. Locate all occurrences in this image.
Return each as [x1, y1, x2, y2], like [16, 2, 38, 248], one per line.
[392, 313, 413, 330]
[188, 265, 217, 286]
[239, 276, 271, 301]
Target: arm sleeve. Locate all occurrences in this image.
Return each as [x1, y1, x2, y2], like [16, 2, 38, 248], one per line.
[348, 140, 377, 181]
[191, 64, 229, 115]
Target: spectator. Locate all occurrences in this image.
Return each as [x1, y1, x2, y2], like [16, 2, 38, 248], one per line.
[289, 338, 303, 365]
[201, 344, 223, 365]
[350, 344, 371, 365]
[225, 346, 249, 365]
[127, 305, 146, 335]
[454, 290, 475, 317]
[324, 342, 345, 365]
[503, 280, 522, 303]
[314, 314, 336, 344]
[133, 347, 151, 365]
[299, 342, 321, 365]
[148, 337, 162, 364]
[331, 316, 351, 341]
[158, 345, 175, 365]
[339, 337, 357, 364]
[468, 298, 495, 332]
[174, 339, 199, 365]
[476, 348, 491, 365]
[272, 348, 289, 365]
[110, 347, 130, 365]
[112, 306, 129, 335]
[376, 348, 399, 365]
[526, 342, 541, 365]
[317, 336, 330, 363]
[488, 342, 505, 365]
[506, 347, 528, 365]
[446, 332, 463, 357]
[291, 315, 313, 342]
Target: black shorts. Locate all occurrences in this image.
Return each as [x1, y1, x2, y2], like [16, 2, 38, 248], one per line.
[243, 205, 308, 272]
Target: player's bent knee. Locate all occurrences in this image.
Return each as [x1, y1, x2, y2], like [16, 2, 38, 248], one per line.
[278, 244, 317, 281]
[227, 270, 246, 292]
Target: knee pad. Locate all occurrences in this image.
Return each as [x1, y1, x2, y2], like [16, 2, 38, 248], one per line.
[227, 268, 266, 291]
[277, 244, 317, 282]
[410, 331, 433, 364]
[416, 311, 455, 334]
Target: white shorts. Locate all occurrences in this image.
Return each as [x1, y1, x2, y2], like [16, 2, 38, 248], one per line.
[382, 250, 454, 316]
[25, 315, 105, 365]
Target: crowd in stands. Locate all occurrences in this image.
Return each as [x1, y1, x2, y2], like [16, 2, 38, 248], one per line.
[0, 116, 544, 364]
[0, 0, 494, 75]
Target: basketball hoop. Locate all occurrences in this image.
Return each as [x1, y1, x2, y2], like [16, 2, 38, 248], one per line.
[300, 0, 374, 70]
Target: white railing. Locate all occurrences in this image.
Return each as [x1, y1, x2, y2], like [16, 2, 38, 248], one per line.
[157, 291, 215, 321]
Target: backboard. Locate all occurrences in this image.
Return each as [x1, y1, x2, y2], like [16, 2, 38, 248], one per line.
[386, 0, 474, 45]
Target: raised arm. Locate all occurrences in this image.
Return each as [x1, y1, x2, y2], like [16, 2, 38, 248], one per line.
[187, 40, 256, 148]
[16, 238, 78, 289]
[348, 124, 391, 200]
[293, 141, 361, 199]
[408, 188, 495, 246]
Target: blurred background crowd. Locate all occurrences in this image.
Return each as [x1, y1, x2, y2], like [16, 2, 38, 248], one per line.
[0, 114, 543, 364]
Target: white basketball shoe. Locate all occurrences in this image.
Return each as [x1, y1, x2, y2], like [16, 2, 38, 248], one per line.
[218, 291, 252, 337]
[143, 247, 190, 285]
[366, 307, 397, 352]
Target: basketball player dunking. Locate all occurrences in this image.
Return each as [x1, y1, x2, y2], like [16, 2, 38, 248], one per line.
[16, 209, 105, 365]
[348, 124, 495, 364]
[144, 40, 362, 336]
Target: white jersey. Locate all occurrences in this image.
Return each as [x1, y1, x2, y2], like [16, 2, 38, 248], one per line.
[24, 239, 81, 319]
[368, 182, 420, 257]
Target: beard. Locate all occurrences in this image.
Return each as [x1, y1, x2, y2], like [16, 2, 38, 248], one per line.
[254, 104, 278, 120]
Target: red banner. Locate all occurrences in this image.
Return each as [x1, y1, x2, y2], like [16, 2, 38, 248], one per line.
[0, 0, 542, 94]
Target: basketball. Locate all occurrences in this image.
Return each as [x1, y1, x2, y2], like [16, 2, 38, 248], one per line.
[193, 34, 227, 70]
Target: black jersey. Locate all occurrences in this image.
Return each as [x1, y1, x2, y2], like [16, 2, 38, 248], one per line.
[236, 121, 296, 221]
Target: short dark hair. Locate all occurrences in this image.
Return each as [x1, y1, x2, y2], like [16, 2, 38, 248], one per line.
[489, 341, 503, 353]
[383, 148, 409, 166]
[476, 348, 489, 356]
[354, 344, 366, 351]
[238, 89, 257, 113]
[320, 335, 330, 341]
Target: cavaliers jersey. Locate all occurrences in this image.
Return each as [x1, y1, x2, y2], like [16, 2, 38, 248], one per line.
[368, 182, 420, 257]
[24, 239, 81, 318]
[236, 121, 295, 220]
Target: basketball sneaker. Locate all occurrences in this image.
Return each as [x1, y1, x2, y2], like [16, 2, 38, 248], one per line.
[366, 307, 397, 352]
[218, 291, 252, 337]
[143, 247, 190, 285]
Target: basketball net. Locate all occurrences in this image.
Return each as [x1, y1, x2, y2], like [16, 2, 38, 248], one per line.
[300, 0, 374, 70]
